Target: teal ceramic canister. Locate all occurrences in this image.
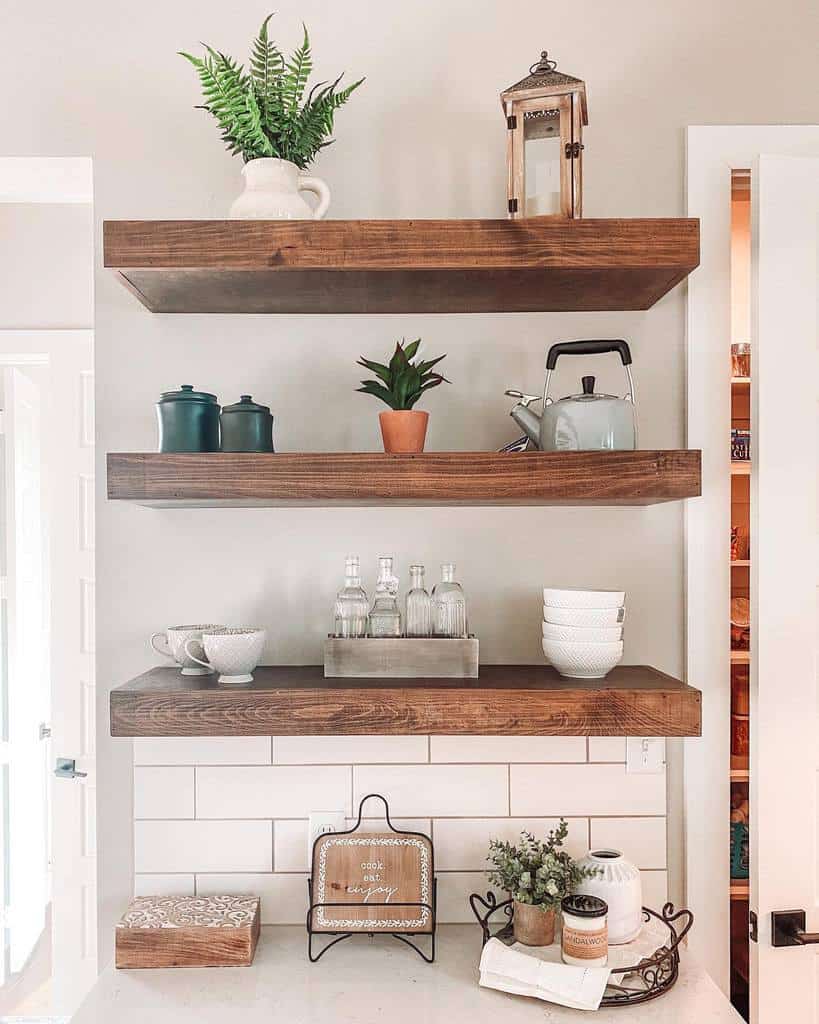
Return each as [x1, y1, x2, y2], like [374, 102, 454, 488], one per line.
[156, 385, 220, 452]
[220, 395, 275, 452]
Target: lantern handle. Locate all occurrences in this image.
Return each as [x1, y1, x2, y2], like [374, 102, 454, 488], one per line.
[530, 51, 558, 75]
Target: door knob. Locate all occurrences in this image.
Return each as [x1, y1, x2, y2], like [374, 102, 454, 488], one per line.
[771, 910, 819, 946]
[54, 757, 87, 779]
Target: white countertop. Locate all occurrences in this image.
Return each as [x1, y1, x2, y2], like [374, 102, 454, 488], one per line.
[73, 926, 741, 1023]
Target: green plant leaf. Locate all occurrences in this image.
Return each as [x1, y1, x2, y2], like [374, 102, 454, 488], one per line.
[356, 357, 392, 385]
[402, 338, 421, 362]
[356, 381, 398, 410]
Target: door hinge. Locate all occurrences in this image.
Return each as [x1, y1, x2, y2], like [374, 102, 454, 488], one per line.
[508, 198, 518, 214]
[565, 141, 583, 159]
[749, 910, 758, 943]
[507, 115, 517, 130]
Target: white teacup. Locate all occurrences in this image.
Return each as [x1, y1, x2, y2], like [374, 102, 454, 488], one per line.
[150, 624, 226, 675]
[185, 627, 266, 686]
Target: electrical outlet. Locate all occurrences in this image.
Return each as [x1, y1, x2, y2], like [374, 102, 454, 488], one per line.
[307, 811, 346, 862]
[626, 737, 665, 774]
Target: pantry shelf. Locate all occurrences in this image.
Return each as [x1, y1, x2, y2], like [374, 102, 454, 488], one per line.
[103, 217, 700, 314]
[109, 664, 702, 738]
[107, 451, 701, 508]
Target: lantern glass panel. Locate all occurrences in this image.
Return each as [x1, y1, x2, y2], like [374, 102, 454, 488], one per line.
[523, 108, 561, 216]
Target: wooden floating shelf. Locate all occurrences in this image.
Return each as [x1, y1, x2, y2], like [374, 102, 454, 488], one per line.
[107, 451, 701, 508]
[103, 217, 700, 314]
[731, 560, 750, 567]
[109, 664, 702, 738]
[731, 462, 750, 476]
[730, 651, 750, 664]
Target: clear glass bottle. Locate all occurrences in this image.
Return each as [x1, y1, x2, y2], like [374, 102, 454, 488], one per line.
[368, 556, 402, 637]
[332, 555, 369, 638]
[405, 564, 432, 637]
[432, 563, 468, 638]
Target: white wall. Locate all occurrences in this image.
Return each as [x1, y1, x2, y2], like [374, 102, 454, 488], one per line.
[2, 0, 817, 967]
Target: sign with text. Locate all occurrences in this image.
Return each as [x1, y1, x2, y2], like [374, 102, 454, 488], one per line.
[311, 831, 433, 933]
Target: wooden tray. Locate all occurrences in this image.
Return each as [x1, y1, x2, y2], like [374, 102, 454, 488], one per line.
[324, 636, 479, 678]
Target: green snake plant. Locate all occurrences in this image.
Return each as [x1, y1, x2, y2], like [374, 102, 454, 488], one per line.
[357, 339, 450, 411]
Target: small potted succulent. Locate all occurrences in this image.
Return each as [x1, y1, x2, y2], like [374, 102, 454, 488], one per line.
[487, 821, 599, 946]
[180, 14, 363, 219]
[357, 339, 449, 454]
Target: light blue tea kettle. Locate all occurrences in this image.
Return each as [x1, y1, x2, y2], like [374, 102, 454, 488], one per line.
[505, 340, 638, 452]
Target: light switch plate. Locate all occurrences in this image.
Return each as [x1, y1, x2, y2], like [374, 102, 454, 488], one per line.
[626, 737, 665, 774]
[307, 811, 346, 861]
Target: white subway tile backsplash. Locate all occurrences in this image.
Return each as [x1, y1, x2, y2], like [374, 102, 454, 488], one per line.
[197, 766, 351, 819]
[134, 767, 194, 819]
[434, 817, 589, 871]
[429, 736, 586, 763]
[354, 765, 508, 817]
[134, 736, 272, 765]
[590, 817, 667, 870]
[436, 872, 503, 923]
[588, 737, 627, 762]
[510, 764, 666, 817]
[135, 820, 272, 873]
[196, 873, 307, 925]
[134, 874, 195, 898]
[274, 735, 427, 764]
[275, 817, 431, 873]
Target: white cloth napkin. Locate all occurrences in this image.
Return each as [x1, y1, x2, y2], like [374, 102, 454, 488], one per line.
[479, 938, 612, 1011]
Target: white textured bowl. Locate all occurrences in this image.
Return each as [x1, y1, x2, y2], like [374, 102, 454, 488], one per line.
[542, 621, 623, 643]
[542, 639, 623, 679]
[543, 587, 625, 609]
[544, 605, 626, 628]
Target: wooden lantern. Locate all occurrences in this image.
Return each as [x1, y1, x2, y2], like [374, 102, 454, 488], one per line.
[501, 51, 587, 219]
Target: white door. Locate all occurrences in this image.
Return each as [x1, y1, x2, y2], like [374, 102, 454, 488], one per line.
[751, 154, 819, 1021]
[1, 367, 48, 972]
[45, 339, 96, 1012]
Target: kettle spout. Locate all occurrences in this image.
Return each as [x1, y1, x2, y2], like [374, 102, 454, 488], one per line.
[505, 390, 542, 447]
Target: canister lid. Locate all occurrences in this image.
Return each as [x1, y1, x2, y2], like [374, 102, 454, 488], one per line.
[158, 384, 218, 404]
[561, 894, 608, 918]
[221, 394, 272, 416]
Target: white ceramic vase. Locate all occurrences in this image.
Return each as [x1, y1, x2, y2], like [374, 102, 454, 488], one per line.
[229, 158, 330, 220]
[574, 849, 642, 944]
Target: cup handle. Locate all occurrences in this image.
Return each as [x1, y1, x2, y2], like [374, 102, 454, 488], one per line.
[298, 174, 330, 220]
[150, 632, 172, 659]
[183, 637, 211, 671]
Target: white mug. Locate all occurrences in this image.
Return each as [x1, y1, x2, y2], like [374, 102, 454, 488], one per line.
[150, 624, 225, 675]
[185, 627, 266, 686]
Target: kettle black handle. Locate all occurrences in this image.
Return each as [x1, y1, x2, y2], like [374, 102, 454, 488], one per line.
[546, 340, 632, 370]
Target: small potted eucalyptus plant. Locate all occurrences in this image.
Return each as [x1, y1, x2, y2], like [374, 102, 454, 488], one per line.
[487, 821, 599, 946]
[357, 339, 449, 453]
[180, 14, 363, 219]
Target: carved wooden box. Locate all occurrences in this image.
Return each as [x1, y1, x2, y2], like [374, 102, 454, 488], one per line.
[115, 895, 261, 968]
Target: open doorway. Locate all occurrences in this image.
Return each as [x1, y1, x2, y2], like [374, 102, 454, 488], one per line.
[0, 158, 95, 1017]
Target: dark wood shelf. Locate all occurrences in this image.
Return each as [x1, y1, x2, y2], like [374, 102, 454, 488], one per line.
[107, 450, 701, 508]
[103, 218, 699, 314]
[110, 664, 702, 738]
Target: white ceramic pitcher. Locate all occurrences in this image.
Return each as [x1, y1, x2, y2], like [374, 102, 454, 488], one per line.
[229, 158, 330, 220]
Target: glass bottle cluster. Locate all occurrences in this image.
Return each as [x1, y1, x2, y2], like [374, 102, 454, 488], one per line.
[333, 556, 468, 639]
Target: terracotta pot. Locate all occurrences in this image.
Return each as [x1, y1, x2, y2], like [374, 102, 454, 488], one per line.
[379, 410, 429, 454]
[512, 901, 556, 946]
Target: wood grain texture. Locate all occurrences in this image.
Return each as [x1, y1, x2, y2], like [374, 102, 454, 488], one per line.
[103, 218, 699, 313]
[109, 665, 702, 738]
[115, 896, 260, 969]
[107, 450, 701, 507]
[310, 830, 433, 933]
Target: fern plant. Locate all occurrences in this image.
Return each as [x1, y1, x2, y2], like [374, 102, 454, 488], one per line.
[180, 14, 363, 168]
[357, 339, 450, 411]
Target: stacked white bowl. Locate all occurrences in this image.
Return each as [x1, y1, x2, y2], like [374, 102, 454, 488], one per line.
[542, 588, 625, 679]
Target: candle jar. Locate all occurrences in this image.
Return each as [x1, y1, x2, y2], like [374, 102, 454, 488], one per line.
[561, 894, 608, 967]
